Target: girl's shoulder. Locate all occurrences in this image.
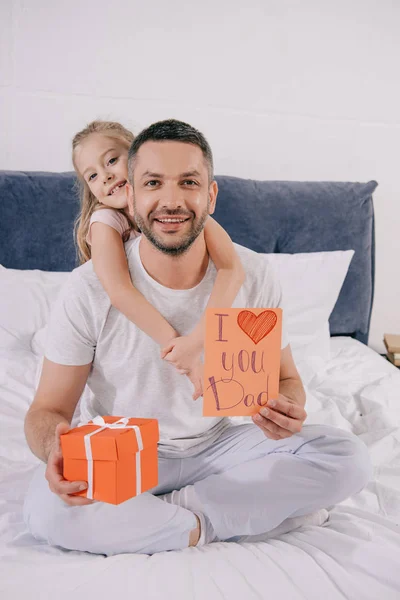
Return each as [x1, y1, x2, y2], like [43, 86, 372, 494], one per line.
[87, 208, 138, 244]
[89, 207, 126, 227]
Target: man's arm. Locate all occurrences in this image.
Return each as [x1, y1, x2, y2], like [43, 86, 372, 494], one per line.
[278, 344, 306, 408]
[25, 358, 91, 463]
[24, 358, 95, 506]
[252, 344, 307, 439]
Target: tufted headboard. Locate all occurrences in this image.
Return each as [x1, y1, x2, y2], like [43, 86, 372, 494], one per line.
[0, 171, 377, 344]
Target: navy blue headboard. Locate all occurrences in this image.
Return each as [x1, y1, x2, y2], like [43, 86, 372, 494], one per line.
[0, 170, 377, 344]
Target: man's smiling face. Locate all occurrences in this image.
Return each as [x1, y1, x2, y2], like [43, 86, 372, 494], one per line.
[127, 140, 217, 256]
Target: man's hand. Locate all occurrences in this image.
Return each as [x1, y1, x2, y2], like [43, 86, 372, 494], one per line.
[45, 423, 94, 506]
[252, 395, 307, 440]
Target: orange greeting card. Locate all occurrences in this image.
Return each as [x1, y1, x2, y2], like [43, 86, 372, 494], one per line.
[203, 308, 282, 417]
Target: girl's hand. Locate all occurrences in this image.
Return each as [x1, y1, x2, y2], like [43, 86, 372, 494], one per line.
[161, 336, 204, 400]
[160, 335, 203, 372]
[186, 360, 204, 401]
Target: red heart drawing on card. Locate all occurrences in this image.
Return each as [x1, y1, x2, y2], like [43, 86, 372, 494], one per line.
[237, 310, 277, 345]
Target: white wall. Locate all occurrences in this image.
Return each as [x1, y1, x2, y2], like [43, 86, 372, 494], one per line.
[1, 0, 399, 352]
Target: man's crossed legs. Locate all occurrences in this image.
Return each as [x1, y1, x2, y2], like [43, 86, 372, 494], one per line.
[23, 423, 372, 555]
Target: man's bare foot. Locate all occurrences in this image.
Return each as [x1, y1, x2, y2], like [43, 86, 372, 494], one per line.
[188, 513, 201, 547]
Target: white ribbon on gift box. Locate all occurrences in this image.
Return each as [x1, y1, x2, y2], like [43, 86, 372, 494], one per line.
[78, 416, 144, 500]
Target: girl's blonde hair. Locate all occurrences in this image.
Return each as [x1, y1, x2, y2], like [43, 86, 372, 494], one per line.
[72, 120, 137, 264]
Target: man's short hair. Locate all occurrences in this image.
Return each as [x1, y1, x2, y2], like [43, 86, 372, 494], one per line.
[128, 119, 214, 184]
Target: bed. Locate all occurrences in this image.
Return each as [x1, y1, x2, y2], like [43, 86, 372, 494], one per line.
[1, 172, 399, 600]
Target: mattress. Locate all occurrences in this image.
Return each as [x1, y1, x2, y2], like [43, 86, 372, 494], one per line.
[1, 336, 400, 600]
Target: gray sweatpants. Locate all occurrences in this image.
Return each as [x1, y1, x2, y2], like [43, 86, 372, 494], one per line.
[23, 423, 372, 555]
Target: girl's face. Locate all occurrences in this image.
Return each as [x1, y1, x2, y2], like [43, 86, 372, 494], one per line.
[74, 133, 129, 209]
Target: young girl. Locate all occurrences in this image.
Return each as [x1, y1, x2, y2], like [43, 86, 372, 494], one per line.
[72, 120, 245, 400]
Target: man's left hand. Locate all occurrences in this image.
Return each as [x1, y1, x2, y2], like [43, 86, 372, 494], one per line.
[252, 395, 307, 440]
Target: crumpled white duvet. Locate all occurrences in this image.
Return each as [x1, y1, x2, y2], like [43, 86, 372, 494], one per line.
[0, 337, 399, 600]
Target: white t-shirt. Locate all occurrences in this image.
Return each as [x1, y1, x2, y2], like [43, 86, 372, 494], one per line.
[45, 238, 289, 458]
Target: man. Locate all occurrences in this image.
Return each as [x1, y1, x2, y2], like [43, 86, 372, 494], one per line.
[23, 119, 371, 555]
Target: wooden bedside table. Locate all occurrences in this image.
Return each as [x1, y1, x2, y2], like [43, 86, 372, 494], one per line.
[383, 334, 400, 368]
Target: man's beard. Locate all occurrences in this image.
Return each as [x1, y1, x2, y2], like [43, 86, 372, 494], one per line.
[133, 202, 209, 256]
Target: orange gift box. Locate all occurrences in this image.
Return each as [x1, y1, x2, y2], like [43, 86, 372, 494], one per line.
[60, 416, 159, 505]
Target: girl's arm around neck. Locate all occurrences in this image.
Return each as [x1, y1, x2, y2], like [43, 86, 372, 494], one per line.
[90, 222, 177, 346]
[190, 217, 245, 346]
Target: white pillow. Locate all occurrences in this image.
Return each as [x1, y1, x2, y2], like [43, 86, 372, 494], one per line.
[0, 265, 69, 351]
[262, 250, 354, 378]
[0, 251, 354, 371]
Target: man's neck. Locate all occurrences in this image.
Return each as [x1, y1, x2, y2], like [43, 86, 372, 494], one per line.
[138, 234, 209, 290]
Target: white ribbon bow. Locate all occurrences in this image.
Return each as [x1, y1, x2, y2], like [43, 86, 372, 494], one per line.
[78, 416, 144, 500]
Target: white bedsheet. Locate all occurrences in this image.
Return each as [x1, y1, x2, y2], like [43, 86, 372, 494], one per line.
[1, 337, 399, 600]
